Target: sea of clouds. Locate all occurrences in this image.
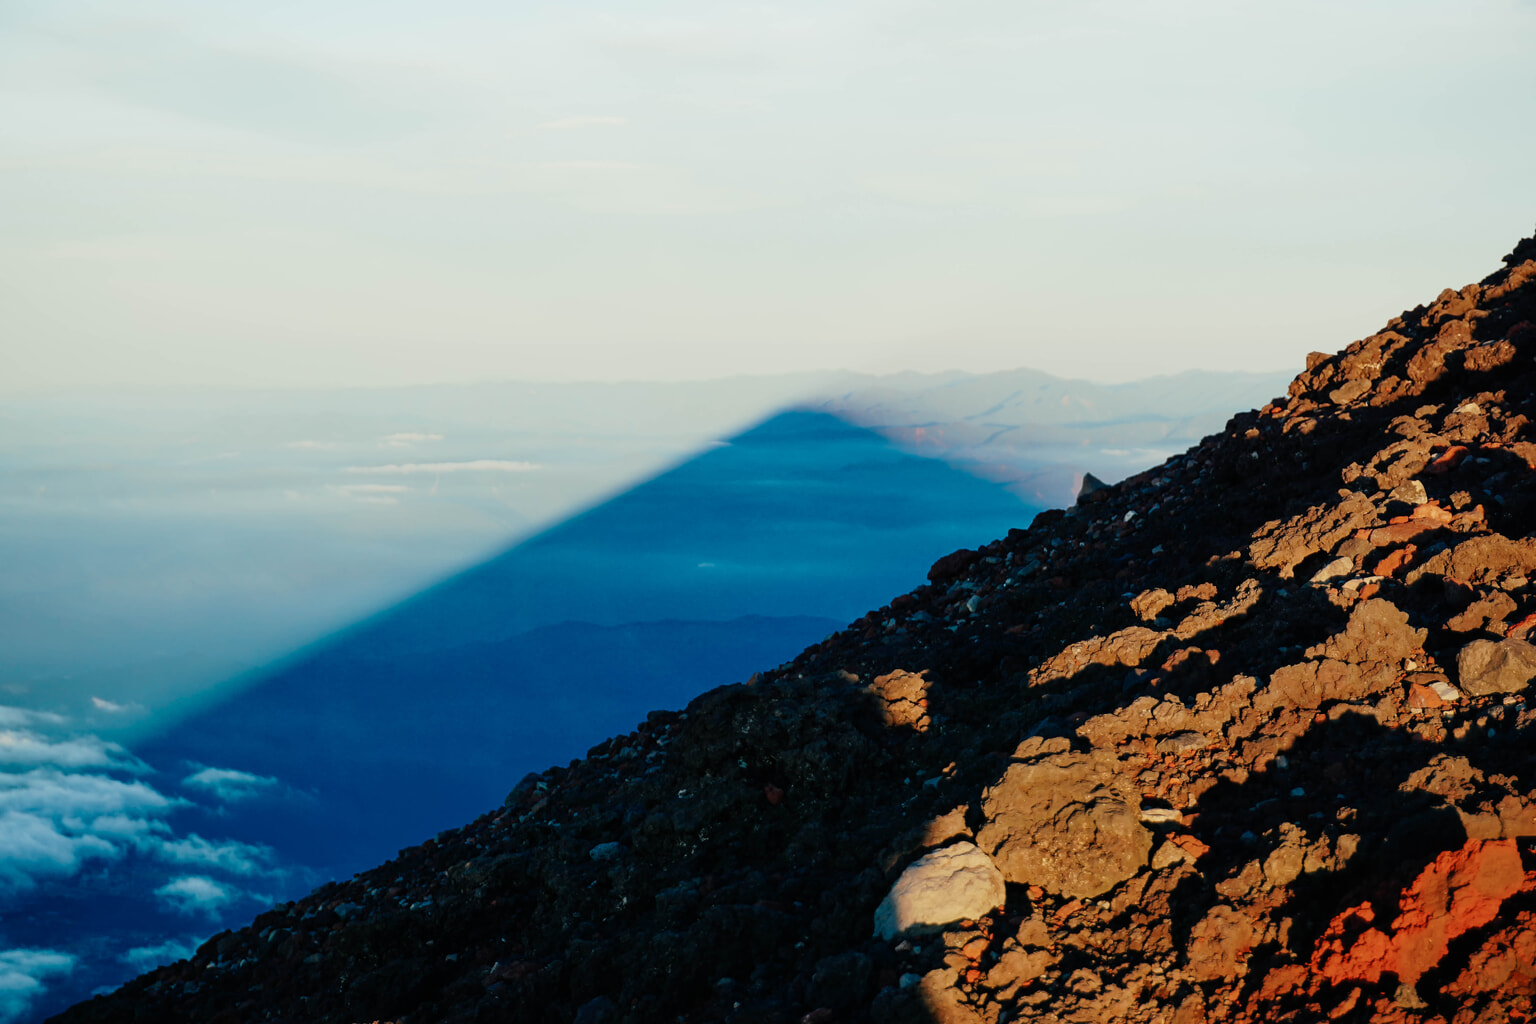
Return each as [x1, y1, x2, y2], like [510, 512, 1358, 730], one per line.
[0, 705, 300, 1022]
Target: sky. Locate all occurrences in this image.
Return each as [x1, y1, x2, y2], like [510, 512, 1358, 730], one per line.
[2, 0, 1534, 393]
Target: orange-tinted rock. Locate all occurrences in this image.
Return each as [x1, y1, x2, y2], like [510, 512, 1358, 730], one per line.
[1445, 592, 1518, 633]
[1458, 638, 1536, 695]
[1408, 534, 1536, 587]
[868, 670, 932, 731]
[1311, 839, 1525, 986]
[1250, 493, 1380, 578]
[977, 749, 1151, 898]
[1444, 910, 1536, 996]
[1366, 520, 1439, 546]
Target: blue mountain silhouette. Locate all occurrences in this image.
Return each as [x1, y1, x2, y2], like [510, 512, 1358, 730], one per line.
[136, 410, 1041, 876]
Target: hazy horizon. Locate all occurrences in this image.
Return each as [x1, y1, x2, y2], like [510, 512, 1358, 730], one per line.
[2, 361, 1293, 400]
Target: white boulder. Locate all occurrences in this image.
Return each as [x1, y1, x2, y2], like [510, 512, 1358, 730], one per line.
[873, 841, 1006, 940]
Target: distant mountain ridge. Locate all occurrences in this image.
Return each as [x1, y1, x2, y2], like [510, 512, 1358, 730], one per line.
[815, 368, 1290, 505]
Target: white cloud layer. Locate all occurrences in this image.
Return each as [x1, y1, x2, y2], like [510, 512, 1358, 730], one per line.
[0, 809, 120, 891]
[0, 708, 290, 1017]
[0, 949, 75, 1024]
[343, 460, 541, 474]
[0, 766, 198, 891]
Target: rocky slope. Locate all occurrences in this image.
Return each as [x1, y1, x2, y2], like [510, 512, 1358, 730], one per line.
[53, 232, 1536, 1024]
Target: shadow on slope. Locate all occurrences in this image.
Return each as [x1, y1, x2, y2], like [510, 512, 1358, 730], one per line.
[134, 410, 1043, 876]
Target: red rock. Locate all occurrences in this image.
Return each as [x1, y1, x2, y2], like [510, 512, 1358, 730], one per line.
[1426, 445, 1470, 474]
[1373, 545, 1417, 578]
[1406, 683, 1444, 710]
[1445, 909, 1536, 996]
[1412, 502, 1454, 523]
[1367, 520, 1438, 546]
[1169, 834, 1209, 860]
[1311, 839, 1524, 986]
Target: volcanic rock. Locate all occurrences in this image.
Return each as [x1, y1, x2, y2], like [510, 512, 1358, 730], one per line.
[1457, 637, 1536, 695]
[872, 843, 1006, 940]
[977, 745, 1151, 897]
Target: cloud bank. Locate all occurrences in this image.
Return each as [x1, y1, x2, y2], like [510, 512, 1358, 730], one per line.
[0, 706, 293, 1016]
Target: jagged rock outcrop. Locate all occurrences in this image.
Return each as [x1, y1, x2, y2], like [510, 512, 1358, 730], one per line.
[51, 229, 1536, 1024]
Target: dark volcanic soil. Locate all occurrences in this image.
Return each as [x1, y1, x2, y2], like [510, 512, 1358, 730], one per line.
[53, 232, 1536, 1024]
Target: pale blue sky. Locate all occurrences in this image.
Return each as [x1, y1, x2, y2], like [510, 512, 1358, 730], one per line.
[3, 0, 1534, 392]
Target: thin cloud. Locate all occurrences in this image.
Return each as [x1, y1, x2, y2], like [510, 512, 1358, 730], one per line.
[285, 440, 339, 451]
[0, 770, 174, 820]
[0, 709, 64, 729]
[154, 875, 236, 917]
[537, 116, 628, 130]
[0, 949, 75, 1024]
[118, 937, 200, 974]
[181, 767, 279, 804]
[0, 728, 146, 772]
[89, 697, 131, 714]
[342, 460, 541, 474]
[379, 432, 444, 446]
[154, 834, 274, 877]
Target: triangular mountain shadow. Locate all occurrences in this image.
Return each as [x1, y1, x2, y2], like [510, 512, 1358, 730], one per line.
[136, 411, 1043, 877]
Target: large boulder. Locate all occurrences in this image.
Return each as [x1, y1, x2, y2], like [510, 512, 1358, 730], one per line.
[1457, 638, 1536, 696]
[977, 745, 1151, 898]
[873, 842, 1006, 940]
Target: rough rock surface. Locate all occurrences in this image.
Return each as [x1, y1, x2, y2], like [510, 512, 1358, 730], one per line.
[873, 843, 1006, 940]
[50, 231, 1536, 1024]
[977, 744, 1151, 897]
[1457, 637, 1536, 695]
